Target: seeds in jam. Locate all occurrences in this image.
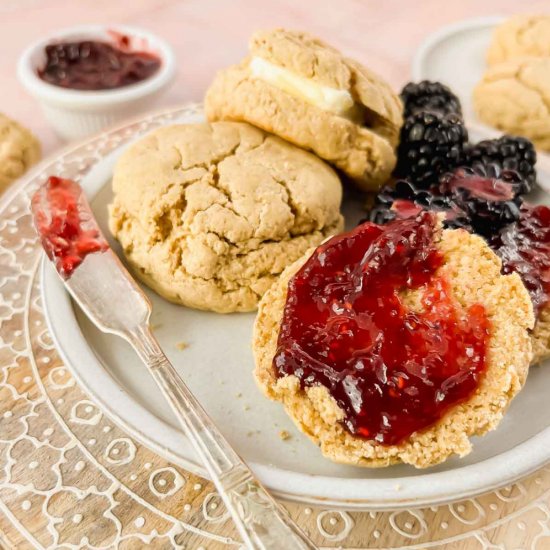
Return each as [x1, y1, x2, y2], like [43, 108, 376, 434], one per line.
[274, 212, 490, 445]
[31, 176, 108, 278]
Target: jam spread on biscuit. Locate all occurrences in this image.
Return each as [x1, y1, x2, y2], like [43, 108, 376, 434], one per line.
[370, 169, 550, 318]
[31, 176, 108, 278]
[274, 212, 490, 445]
[38, 39, 161, 90]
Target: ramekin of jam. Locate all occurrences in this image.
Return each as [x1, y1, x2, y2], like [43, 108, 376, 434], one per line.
[17, 25, 175, 141]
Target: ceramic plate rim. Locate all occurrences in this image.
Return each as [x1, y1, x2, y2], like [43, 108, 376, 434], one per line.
[39, 109, 550, 510]
[411, 15, 504, 81]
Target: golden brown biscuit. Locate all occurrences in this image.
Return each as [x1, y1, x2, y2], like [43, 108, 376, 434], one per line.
[0, 113, 41, 191]
[109, 121, 344, 313]
[473, 57, 550, 150]
[487, 15, 550, 65]
[531, 306, 550, 364]
[253, 227, 533, 468]
[205, 29, 403, 191]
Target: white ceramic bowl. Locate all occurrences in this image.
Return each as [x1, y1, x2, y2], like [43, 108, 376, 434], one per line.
[17, 25, 176, 141]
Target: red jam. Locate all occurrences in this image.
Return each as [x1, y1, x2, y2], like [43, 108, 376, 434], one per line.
[38, 39, 161, 90]
[274, 212, 490, 445]
[492, 204, 550, 317]
[31, 176, 108, 278]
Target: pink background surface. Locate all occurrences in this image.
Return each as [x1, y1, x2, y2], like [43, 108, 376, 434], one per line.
[2, 0, 549, 156]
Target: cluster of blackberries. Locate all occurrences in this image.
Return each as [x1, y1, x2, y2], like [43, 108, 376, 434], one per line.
[394, 81, 537, 192]
[368, 167, 526, 238]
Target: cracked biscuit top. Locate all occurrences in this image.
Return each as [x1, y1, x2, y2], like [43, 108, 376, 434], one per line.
[108, 121, 344, 313]
[473, 56, 550, 151]
[205, 28, 403, 191]
[248, 29, 403, 132]
[487, 15, 550, 65]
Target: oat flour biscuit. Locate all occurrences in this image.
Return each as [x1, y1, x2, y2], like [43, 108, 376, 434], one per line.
[205, 29, 403, 191]
[109, 121, 344, 313]
[473, 57, 550, 151]
[487, 15, 550, 65]
[0, 113, 41, 190]
[253, 227, 533, 468]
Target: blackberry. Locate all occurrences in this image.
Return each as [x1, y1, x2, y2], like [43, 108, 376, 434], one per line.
[365, 180, 470, 230]
[394, 112, 468, 187]
[466, 136, 537, 194]
[439, 168, 522, 237]
[400, 81, 462, 118]
[366, 168, 523, 237]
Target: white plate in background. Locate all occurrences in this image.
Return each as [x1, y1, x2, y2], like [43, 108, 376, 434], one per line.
[411, 16, 503, 125]
[411, 15, 550, 192]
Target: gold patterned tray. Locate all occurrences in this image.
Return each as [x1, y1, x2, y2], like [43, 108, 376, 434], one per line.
[0, 105, 549, 549]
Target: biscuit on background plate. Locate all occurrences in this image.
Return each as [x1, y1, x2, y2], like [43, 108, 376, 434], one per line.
[473, 56, 550, 151]
[0, 113, 41, 191]
[109, 121, 344, 313]
[205, 29, 403, 192]
[487, 14, 550, 65]
[253, 226, 533, 468]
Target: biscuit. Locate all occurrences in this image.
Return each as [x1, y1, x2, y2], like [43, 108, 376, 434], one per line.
[253, 227, 533, 468]
[0, 113, 41, 190]
[205, 29, 403, 191]
[487, 15, 550, 65]
[109, 122, 344, 313]
[473, 57, 550, 151]
[531, 306, 550, 364]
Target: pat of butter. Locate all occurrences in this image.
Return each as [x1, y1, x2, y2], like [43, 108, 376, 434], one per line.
[250, 56, 356, 116]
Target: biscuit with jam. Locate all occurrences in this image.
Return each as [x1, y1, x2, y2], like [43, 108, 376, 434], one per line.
[109, 121, 344, 313]
[253, 215, 533, 468]
[205, 29, 403, 191]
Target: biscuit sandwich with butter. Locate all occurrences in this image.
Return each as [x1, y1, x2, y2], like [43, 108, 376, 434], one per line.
[205, 29, 403, 191]
[253, 219, 534, 468]
[109, 121, 344, 313]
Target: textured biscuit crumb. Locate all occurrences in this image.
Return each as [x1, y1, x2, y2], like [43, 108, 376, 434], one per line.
[175, 341, 189, 351]
[531, 305, 550, 364]
[109, 121, 344, 313]
[253, 227, 534, 468]
[487, 15, 550, 65]
[279, 430, 291, 441]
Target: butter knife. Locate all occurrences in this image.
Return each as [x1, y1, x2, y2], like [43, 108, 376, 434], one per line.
[31, 176, 317, 550]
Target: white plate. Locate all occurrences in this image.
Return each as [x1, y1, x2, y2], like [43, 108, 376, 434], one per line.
[411, 16, 503, 127]
[41, 109, 550, 510]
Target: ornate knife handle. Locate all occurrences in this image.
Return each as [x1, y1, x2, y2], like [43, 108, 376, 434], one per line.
[128, 325, 317, 550]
